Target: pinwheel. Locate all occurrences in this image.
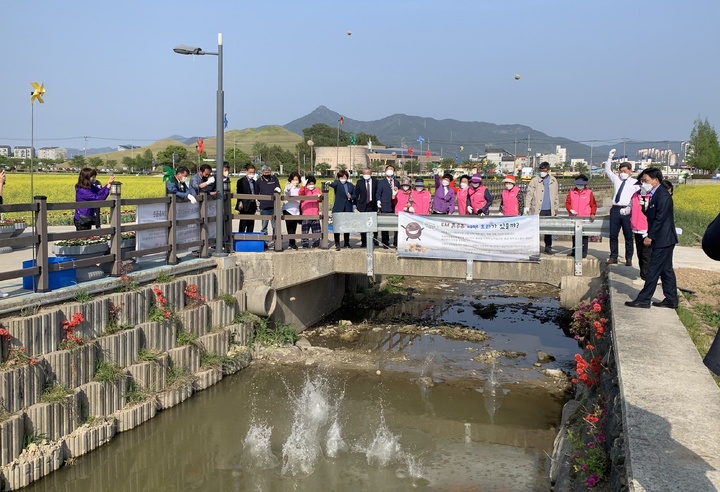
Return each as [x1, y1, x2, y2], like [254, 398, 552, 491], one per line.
[31, 82, 45, 104]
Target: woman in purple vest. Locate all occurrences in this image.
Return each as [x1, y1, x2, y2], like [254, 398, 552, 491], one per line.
[74, 167, 114, 230]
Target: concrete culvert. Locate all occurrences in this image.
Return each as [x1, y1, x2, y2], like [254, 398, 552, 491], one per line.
[244, 284, 277, 317]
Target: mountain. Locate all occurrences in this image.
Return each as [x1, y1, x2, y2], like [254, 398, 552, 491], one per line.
[284, 106, 592, 161]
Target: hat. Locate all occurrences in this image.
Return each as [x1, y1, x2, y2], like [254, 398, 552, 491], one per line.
[414, 179, 425, 187]
[574, 177, 589, 186]
[306, 174, 317, 184]
[470, 173, 483, 183]
[401, 177, 411, 186]
[502, 175, 516, 184]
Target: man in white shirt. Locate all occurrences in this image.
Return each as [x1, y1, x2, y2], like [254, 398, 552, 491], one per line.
[604, 149, 637, 266]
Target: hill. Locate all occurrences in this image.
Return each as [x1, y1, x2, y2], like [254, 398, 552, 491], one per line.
[284, 106, 592, 161]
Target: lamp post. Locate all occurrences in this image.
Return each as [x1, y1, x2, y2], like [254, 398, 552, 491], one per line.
[307, 139, 314, 175]
[174, 34, 226, 256]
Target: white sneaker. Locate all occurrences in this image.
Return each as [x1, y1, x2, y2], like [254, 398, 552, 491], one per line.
[0, 291, 8, 298]
[632, 278, 645, 286]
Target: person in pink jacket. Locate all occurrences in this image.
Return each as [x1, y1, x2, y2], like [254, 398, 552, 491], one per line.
[298, 175, 323, 248]
[395, 177, 414, 214]
[455, 175, 470, 215]
[410, 178, 431, 214]
[499, 174, 524, 216]
[565, 175, 597, 258]
[630, 170, 651, 283]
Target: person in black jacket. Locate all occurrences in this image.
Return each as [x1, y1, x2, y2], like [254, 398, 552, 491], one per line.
[625, 168, 678, 309]
[329, 170, 355, 250]
[376, 164, 400, 248]
[701, 212, 720, 374]
[353, 167, 378, 247]
[255, 165, 281, 241]
[235, 164, 258, 233]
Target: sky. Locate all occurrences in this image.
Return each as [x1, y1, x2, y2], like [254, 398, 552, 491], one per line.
[2, 0, 719, 151]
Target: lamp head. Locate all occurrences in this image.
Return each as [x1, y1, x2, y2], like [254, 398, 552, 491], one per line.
[173, 45, 203, 55]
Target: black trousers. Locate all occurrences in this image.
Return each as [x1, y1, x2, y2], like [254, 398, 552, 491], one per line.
[634, 244, 677, 305]
[539, 209, 552, 247]
[381, 231, 397, 247]
[238, 213, 255, 233]
[609, 206, 634, 260]
[634, 233, 652, 280]
[286, 217, 299, 247]
[334, 232, 350, 247]
[361, 232, 378, 247]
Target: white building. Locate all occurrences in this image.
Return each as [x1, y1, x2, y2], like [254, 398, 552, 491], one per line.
[0, 145, 11, 157]
[38, 147, 68, 160]
[13, 146, 34, 159]
[537, 145, 568, 167]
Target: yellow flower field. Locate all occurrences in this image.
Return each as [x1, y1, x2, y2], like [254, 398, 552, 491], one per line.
[673, 184, 720, 246]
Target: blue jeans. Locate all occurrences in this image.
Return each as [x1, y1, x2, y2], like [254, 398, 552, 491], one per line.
[260, 208, 274, 237]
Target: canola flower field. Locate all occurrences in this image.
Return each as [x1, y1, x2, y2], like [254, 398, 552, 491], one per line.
[673, 184, 720, 246]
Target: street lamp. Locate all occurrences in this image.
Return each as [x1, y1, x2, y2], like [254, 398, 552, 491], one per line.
[173, 33, 227, 256]
[307, 139, 314, 175]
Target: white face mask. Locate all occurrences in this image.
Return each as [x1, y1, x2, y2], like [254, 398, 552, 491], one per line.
[441, 180, 450, 187]
[339, 179, 347, 184]
[291, 180, 299, 186]
[505, 184, 514, 190]
[641, 182, 653, 192]
[539, 171, 548, 178]
[363, 174, 371, 180]
[307, 184, 315, 190]
[471, 182, 480, 188]
[460, 182, 468, 189]
[619, 172, 629, 180]
[385, 170, 394, 177]
[415, 187, 424, 192]
[576, 185, 586, 190]
[401, 185, 410, 191]
[223, 171, 229, 178]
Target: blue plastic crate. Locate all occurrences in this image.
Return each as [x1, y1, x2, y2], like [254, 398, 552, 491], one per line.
[233, 233, 265, 253]
[23, 257, 76, 290]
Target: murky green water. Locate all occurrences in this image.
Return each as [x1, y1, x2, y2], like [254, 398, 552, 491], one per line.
[26, 279, 576, 491]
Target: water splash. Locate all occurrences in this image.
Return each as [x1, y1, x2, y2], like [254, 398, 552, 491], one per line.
[365, 410, 401, 467]
[325, 419, 348, 458]
[396, 454, 425, 481]
[476, 363, 510, 424]
[242, 422, 279, 469]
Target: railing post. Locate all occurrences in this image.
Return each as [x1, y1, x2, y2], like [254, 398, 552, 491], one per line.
[167, 194, 178, 265]
[34, 195, 49, 292]
[199, 194, 209, 258]
[320, 191, 329, 250]
[110, 182, 123, 275]
[274, 192, 283, 252]
[223, 185, 232, 254]
[574, 219, 584, 276]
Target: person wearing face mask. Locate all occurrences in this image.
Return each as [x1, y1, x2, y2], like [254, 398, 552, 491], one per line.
[165, 166, 196, 204]
[329, 170, 355, 250]
[625, 167, 678, 309]
[411, 179, 431, 215]
[189, 164, 217, 196]
[466, 173, 492, 216]
[235, 164, 258, 233]
[299, 175, 322, 248]
[565, 175, 597, 258]
[525, 162, 559, 254]
[395, 177, 414, 213]
[353, 168, 379, 247]
[256, 165, 281, 244]
[629, 170, 651, 284]
[282, 172, 302, 250]
[499, 174, 524, 217]
[455, 175, 471, 215]
[604, 149, 637, 266]
[431, 172, 455, 215]
[376, 165, 400, 248]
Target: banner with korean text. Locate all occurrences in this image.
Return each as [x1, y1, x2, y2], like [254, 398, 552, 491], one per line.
[397, 212, 540, 261]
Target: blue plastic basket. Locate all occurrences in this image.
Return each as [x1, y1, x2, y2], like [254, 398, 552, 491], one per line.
[23, 257, 77, 290]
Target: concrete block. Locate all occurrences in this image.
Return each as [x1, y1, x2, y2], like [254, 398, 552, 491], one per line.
[24, 393, 79, 441]
[216, 266, 244, 295]
[196, 331, 229, 357]
[559, 275, 603, 309]
[76, 378, 126, 419]
[0, 364, 45, 414]
[103, 288, 152, 327]
[176, 305, 209, 338]
[151, 279, 186, 311]
[167, 345, 200, 375]
[62, 418, 115, 459]
[0, 414, 24, 467]
[114, 399, 157, 433]
[137, 322, 176, 353]
[96, 328, 141, 368]
[206, 299, 236, 330]
[225, 345, 252, 375]
[127, 360, 166, 393]
[1, 440, 63, 490]
[4, 310, 63, 358]
[224, 323, 253, 346]
[156, 384, 192, 410]
[59, 298, 111, 339]
[184, 271, 218, 302]
[234, 291, 247, 312]
[42, 344, 96, 389]
[193, 369, 222, 391]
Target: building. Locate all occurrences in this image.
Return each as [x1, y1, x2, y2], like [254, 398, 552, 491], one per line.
[0, 145, 11, 157]
[118, 144, 141, 151]
[13, 146, 34, 159]
[38, 147, 67, 160]
[537, 145, 568, 167]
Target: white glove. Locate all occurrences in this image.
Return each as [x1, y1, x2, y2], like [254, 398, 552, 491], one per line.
[274, 187, 281, 193]
[301, 177, 307, 186]
[206, 176, 215, 185]
[569, 209, 577, 215]
[253, 174, 259, 181]
[608, 148, 616, 160]
[353, 205, 359, 213]
[467, 205, 473, 214]
[523, 207, 530, 215]
[377, 200, 382, 209]
[187, 194, 197, 204]
[479, 212, 486, 217]
[620, 205, 631, 216]
[408, 206, 414, 213]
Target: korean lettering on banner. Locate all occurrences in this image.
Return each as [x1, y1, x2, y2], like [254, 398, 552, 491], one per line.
[397, 212, 540, 262]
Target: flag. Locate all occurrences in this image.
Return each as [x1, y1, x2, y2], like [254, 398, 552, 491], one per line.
[454, 154, 459, 163]
[197, 138, 205, 155]
[224, 113, 228, 129]
[460, 146, 464, 152]
[425, 150, 431, 157]
[407, 147, 414, 156]
[339, 116, 344, 125]
[417, 136, 424, 144]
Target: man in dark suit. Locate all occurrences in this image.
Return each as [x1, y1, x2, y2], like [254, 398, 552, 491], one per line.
[625, 168, 678, 309]
[354, 167, 378, 247]
[235, 164, 258, 233]
[376, 164, 399, 248]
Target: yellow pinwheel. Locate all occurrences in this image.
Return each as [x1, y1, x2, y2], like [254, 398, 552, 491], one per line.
[30, 82, 45, 104]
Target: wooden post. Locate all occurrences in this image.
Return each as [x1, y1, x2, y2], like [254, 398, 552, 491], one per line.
[34, 195, 49, 292]
[167, 194, 178, 265]
[223, 186, 232, 254]
[109, 182, 123, 275]
[199, 194, 209, 258]
[274, 192, 282, 252]
[320, 191, 329, 250]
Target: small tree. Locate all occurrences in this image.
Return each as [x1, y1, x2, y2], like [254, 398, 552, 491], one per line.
[687, 117, 720, 172]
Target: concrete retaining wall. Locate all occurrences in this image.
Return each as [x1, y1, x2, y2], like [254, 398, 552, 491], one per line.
[0, 365, 44, 414]
[96, 328, 141, 368]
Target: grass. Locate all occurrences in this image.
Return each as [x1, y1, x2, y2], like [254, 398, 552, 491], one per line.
[126, 380, 150, 406]
[94, 361, 125, 383]
[696, 304, 720, 326]
[199, 351, 235, 371]
[176, 330, 197, 346]
[673, 185, 720, 246]
[233, 311, 261, 325]
[166, 365, 194, 388]
[677, 306, 712, 357]
[380, 275, 406, 295]
[40, 384, 73, 403]
[218, 293, 236, 307]
[138, 348, 161, 362]
[23, 433, 48, 448]
[155, 273, 174, 283]
[74, 289, 91, 304]
[249, 319, 298, 348]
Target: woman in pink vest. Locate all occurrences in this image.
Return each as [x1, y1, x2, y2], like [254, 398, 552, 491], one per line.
[466, 173, 492, 215]
[499, 174, 524, 216]
[565, 175, 597, 258]
[411, 178, 431, 214]
[299, 175, 323, 248]
[395, 177, 414, 213]
[455, 175, 470, 215]
[630, 170, 651, 284]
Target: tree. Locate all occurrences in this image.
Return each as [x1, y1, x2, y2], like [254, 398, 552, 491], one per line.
[156, 145, 189, 165]
[71, 155, 86, 169]
[225, 148, 250, 172]
[315, 162, 331, 176]
[87, 157, 103, 169]
[687, 117, 720, 172]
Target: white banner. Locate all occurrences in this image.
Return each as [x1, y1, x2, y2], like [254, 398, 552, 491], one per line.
[397, 212, 540, 262]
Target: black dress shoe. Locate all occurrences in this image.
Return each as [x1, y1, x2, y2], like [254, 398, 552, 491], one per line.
[344, 244, 352, 249]
[625, 300, 651, 308]
[335, 246, 341, 251]
[606, 258, 618, 265]
[652, 299, 678, 309]
[544, 246, 553, 254]
[625, 259, 632, 266]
